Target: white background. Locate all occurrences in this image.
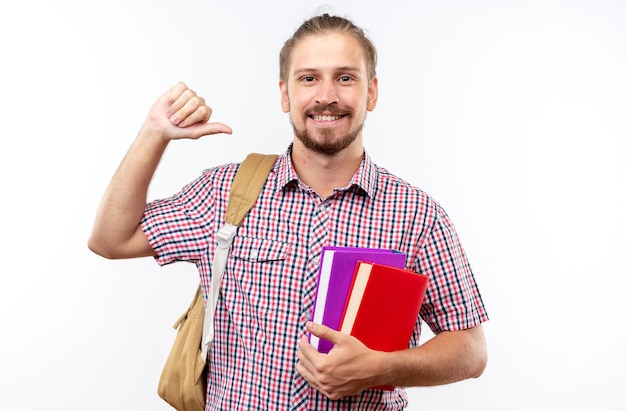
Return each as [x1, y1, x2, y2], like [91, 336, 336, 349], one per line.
[1, 1, 625, 410]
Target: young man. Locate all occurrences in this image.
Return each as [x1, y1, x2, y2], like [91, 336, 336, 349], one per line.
[89, 14, 488, 410]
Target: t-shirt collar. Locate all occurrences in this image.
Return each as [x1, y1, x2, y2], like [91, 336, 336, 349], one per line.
[274, 143, 377, 198]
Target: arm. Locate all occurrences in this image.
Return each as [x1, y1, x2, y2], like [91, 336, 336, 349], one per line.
[297, 322, 487, 400]
[88, 82, 232, 259]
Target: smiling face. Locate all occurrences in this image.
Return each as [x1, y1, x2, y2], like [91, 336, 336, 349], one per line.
[279, 31, 378, 156]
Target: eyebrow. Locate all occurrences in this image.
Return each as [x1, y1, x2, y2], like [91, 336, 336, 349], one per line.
[292, 66, 362, 76]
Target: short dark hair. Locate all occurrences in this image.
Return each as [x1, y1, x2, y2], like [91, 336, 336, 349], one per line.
[279, 14, 378, 82]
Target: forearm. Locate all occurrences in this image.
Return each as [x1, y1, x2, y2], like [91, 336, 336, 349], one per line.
[378, 326, 488, 388]
[89, 82, 232, 258]
[88, 124, 168, 258]
[299, 322, 487, 399]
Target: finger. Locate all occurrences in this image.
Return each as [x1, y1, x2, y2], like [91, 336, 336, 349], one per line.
[296, 346, 324, 392]
[296, 360, 322, 394]
[296, 355, 312, 379]
[297, 361, 328, 396]
[186, 121, 233, 139]
[306, 321, 342, 344]
[176, 104, 211, 127]
[166, 83, 194, 117]
[167, 82, 189, 104]
[298, 334, 323, 364]
[170, 94, 209, 126]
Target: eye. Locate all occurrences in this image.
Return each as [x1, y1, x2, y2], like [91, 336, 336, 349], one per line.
[338, 75, 355, 83]
[301, 75, 316, 83]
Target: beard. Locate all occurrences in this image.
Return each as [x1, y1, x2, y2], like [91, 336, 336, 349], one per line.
[291, 106, 365, 156]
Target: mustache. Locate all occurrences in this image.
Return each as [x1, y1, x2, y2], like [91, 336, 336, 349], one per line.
[306, 104, 352, 116]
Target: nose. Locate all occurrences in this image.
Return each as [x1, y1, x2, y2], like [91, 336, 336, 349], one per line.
[315, 81, 339, 106]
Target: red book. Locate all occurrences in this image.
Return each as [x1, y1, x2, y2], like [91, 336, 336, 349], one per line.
[339, 261, 429, 390]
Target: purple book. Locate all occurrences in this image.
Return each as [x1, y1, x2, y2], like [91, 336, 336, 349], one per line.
[310, 246, 407, 353]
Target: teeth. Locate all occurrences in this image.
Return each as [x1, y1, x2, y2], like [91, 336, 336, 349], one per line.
[312, 115, 341, 121]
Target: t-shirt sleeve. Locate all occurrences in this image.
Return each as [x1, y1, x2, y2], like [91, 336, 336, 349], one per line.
[416, 206, 489, 334]
[140, 173, 215, 266]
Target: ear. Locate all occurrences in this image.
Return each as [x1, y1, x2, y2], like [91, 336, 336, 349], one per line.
[367, 77, 379, 111]
[279, 80, 290, 113]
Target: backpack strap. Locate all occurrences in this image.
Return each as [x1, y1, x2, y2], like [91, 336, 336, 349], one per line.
[225, 153, 279, 225]
[201, 153, 278, 360]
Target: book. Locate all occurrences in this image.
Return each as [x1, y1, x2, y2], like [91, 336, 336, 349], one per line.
[340, 261, 429, 351]
[339, 261, 429, 391]
[310, 246, 407, 353]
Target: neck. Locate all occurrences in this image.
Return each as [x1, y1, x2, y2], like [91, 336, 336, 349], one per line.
[291, 139, 364, 199]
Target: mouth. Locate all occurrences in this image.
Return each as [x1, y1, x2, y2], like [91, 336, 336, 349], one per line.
[310, 114, 344, 122]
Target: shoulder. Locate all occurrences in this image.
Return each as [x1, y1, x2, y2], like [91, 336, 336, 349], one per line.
[183, 162, 240, 195]
[164, 162, 240, 219]
[373, 164, 443, 214]
[377, 168, 466, 245]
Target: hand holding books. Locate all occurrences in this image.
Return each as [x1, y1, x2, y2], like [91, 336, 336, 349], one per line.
[298, 320, 386, 398]
[308, 246, 429, 391]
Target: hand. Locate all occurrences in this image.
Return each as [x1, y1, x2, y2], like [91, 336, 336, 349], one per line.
[297, 322, 386, 400]
[143, 82, 232, 142]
